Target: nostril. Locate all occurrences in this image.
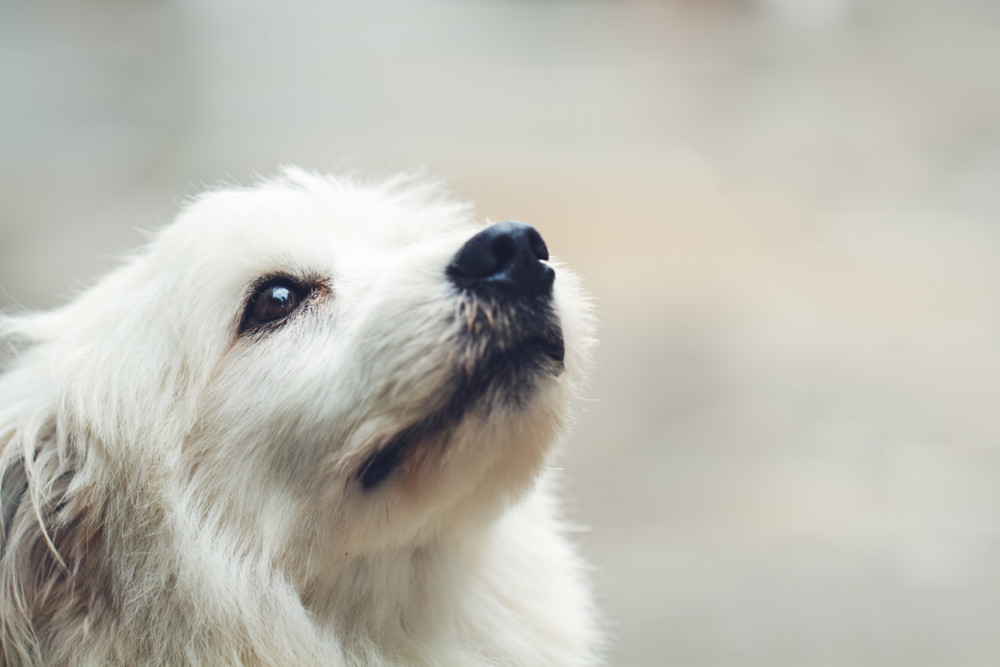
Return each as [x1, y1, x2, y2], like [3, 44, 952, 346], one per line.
[448, 221, 554, 298]
[452, 236, 501, 279]
[527, 227, 548, 262]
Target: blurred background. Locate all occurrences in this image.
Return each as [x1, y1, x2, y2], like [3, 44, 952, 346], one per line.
[2, 0, 1000, 664]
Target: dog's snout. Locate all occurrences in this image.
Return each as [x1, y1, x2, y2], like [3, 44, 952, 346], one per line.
[447, 221, 554, 297]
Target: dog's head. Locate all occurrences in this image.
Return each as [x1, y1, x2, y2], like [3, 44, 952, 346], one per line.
[1, 169, 594, 573]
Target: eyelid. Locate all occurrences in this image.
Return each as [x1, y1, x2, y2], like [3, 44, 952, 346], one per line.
[236, 273, 332, 338]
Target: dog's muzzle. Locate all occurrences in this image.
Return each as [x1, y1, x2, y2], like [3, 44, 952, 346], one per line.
[354, 222, 564, 492]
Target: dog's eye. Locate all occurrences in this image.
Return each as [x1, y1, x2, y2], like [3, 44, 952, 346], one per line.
[241, 280, 307, 333]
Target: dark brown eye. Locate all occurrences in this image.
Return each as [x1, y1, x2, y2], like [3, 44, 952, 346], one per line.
[241, 280, 307, 333]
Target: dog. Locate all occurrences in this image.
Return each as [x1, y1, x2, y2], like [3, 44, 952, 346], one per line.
[0, 169, 600, 665]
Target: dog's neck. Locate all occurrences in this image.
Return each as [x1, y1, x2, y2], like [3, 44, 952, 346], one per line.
[167, 482, 487, 647]
[298, 538, 468, 641]
[17, 456, 589, 664]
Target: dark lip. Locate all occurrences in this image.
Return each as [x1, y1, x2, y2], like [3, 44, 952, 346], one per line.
[356, 414, 445, 491]
[520, 334, 565, 366]
[470, 330, 566, 392]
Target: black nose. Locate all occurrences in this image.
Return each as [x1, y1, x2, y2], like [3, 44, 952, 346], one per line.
[447, 221, 554, 297]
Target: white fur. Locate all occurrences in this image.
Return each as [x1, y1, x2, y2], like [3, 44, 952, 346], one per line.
[0, 169, 600, 665]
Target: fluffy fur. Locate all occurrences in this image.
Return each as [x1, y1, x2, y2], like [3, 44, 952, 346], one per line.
[0, 169, 600, 665]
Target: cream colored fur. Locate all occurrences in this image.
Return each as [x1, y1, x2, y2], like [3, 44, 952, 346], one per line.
[0, 169, 600, 665]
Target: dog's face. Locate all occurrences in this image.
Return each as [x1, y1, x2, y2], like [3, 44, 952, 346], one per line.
[23, 170, 592, 572]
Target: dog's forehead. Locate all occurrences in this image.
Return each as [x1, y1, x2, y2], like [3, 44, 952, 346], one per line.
[189, 182, 454, 242]
[162, 177, 475, 282]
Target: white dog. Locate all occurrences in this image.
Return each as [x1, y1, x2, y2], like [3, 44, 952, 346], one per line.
[0, 169, 600, 665]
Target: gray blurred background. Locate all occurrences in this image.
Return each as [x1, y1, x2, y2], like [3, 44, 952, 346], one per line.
[3, 0, 1000, 665]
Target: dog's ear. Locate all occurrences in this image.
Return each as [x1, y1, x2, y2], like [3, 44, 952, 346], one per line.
[0, 413, 108, 666]
[0, 458, 27, 559]
[0, 316, 105, 666]
[0, 455, 34, 666]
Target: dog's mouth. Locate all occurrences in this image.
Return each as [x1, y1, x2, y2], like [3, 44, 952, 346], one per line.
[466, 330, 565, 388]
[355, 292, 563, 492]
[506, 334, 565, 366]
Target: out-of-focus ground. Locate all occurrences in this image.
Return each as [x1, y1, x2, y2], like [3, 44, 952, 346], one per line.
[3, 1, 1000, 665]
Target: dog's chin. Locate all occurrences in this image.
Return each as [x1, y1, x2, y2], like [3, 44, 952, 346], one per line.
[494, 334, 566, 373]
[355, 307, 565, 493]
